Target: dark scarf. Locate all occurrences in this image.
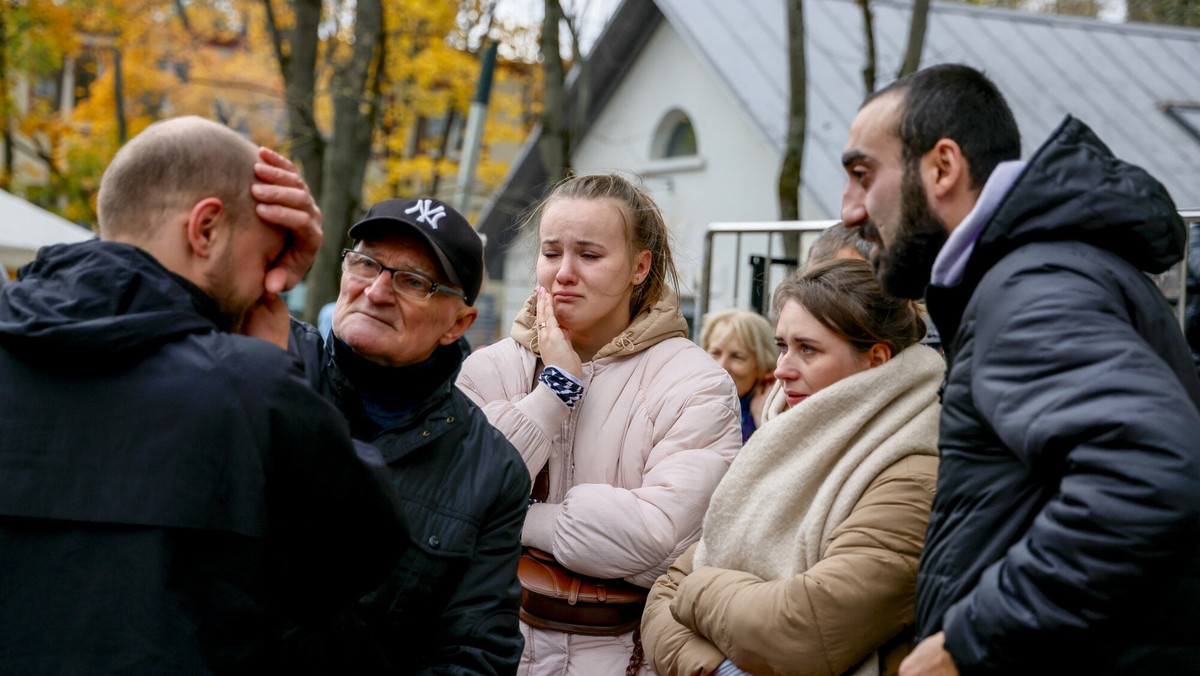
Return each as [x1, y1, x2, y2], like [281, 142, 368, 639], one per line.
[330, 335, 463, 431]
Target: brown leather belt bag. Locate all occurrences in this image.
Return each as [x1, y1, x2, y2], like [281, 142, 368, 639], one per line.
[518, 547, 648, 636]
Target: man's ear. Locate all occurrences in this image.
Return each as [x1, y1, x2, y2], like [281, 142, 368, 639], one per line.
[922, 138, 970, 201]
[438, 305, 479, 346]
[921, 138, 978, 230]
[186, 197, 226, 258]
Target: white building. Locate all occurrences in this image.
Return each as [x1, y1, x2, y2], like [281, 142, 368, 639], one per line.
[477, 0, 1200, 338]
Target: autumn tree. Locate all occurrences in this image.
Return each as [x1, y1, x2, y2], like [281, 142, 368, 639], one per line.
[5, 0, 535, 316]
[2, 0, 284, 223]
[1126, 0, 1199, 26]
[1, 0, 85, 214]
[264, 0, 537, 320]
[264, 0, 384, 321]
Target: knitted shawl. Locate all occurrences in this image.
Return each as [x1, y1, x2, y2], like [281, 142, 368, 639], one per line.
[694, 344, 943, 579]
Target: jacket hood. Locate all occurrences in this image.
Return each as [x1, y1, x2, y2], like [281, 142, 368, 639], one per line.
[0, 240, 221, 366]
[972, 115, 1184, 277]
[511, 289, 688, 360]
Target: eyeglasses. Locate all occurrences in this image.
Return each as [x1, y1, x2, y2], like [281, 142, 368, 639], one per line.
[340, 249, 466, 302]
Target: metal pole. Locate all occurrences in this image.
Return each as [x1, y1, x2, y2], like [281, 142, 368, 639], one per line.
[697, 229, 714, 342]
[453, 41, 499, 213]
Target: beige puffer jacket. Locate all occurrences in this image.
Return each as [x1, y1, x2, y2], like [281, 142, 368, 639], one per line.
[641, 456, 938, 676]
[458, 293, 741, 675]
[640, 343, 945, 676]
[457, 292, 742, 588]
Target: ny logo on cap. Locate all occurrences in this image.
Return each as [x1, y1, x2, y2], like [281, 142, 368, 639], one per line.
[405, 199, 447, 229]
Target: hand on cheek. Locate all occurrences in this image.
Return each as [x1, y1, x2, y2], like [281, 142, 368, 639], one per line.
[535, 286, 583, 380]
[240, 294, 291, 350]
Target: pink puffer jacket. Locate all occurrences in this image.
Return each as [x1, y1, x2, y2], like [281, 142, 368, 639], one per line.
[457, 292, 741, 675]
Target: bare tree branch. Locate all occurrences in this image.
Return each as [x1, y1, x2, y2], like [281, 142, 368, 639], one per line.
[303, 0, 384, 320]
[172, 0, 195, 37]
[186, 77, 284, 98]
[778, 0, 807, 224]
[897, 0, 929, 79]
[859, 0, 876, 94]
[561, 0, 589, 133]
[0, 10, 12, 190]
[269, 0, 324, 196]
[262, 0, 288, 72]
[538, 0, 570, 182]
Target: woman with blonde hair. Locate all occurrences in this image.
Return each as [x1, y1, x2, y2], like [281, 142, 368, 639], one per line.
[458, 173, 741, 675]
[642, 259, 941, 676]
[699, 308, 776, 442]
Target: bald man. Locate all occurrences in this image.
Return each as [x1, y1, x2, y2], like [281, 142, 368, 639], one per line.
[0, 116, 404, 672]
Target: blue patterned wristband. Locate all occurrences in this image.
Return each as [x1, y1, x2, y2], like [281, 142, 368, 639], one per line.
[538, 366, 584, 408]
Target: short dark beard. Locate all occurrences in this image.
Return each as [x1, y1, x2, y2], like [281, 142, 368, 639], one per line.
[873, 163, 949, 299]
[204, 242, 251, 330]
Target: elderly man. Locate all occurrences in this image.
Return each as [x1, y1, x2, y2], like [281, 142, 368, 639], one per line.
[840, 64, 1200, 674]
[0, 116, 404, 672]
[290, 198, 529, 674]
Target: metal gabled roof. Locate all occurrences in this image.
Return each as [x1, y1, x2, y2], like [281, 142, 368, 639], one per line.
[479, 0, 1200, 277]
[657, 0, 1200, 216]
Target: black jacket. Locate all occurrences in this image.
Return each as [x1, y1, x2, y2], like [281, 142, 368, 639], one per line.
[291, 323, 528, 675]
[0, 240, 404, 673]
[1186, 220, 1199, 374]
[919, 117, 1200, 673]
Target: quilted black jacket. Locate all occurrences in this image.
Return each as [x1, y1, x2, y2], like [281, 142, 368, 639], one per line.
[919, 117, 1200, 674]
[0, 240, 404, 672]
[290, 323, 529, 675]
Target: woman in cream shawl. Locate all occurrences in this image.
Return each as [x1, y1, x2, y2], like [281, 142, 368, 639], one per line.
[642, 259, 943, 676]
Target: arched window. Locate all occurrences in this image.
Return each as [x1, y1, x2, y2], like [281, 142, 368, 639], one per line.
[652, 109, 699, 159]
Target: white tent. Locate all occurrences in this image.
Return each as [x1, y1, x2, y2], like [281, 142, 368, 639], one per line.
[0, 189, 95, 274]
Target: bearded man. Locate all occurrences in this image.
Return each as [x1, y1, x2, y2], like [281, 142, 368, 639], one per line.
[841, 64, 1200, 674]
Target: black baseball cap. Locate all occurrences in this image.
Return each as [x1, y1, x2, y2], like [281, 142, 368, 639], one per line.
[347, 197, 483, 305]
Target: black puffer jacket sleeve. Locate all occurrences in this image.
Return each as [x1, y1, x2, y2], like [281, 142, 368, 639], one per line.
[233, 340, 406, 623]
[940, 248, 1200, 670]
[1186, 221, 1200, 373]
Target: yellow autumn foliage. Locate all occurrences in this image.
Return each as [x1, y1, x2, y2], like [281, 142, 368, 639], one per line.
[3, 0, 537, 225]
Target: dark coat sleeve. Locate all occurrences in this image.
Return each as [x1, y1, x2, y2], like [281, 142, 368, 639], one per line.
[1185, 221, 1200, 373]
[250, 347, 407, 622]
[420, 420, 529, 674]
[940, 258, 1200, 670]
[287, 317, 326, 391]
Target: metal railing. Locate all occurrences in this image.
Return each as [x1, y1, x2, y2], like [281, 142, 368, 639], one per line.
[696, 221, 835, 340]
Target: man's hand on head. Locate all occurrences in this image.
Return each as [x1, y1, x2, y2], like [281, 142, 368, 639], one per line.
[252, 147, 322, 294]
[240, 293, 292, 350]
